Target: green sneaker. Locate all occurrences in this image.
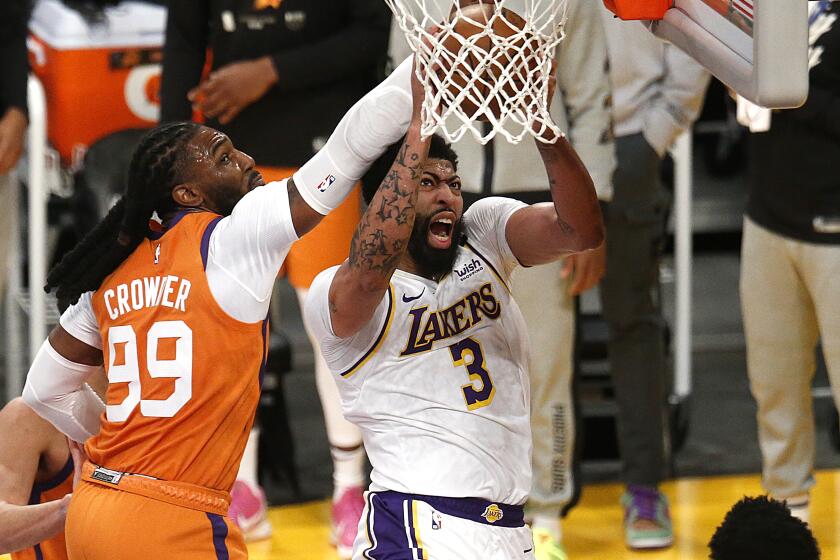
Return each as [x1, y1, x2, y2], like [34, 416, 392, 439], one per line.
[621, 485, 674, 549]
[532, 527, 568, 560]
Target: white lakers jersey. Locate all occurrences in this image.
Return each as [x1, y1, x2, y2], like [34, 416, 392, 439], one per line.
[305, 198, 533, 505]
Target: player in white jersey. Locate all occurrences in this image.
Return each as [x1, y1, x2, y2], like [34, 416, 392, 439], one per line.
[304, 73, 604, 559]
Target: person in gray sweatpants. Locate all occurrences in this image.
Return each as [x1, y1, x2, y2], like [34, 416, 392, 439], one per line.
[392, 2, 615, 558]
[599, 8, 709, 550]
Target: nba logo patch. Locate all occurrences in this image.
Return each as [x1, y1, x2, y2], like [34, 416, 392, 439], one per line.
[431, 511, 443, 530]
[154, 244, 161, 265]
[481, 504, 504, 524]
[317, 174, 336, 193]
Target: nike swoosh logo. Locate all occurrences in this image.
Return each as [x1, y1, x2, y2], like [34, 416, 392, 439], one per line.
[523, 548, 533, 554]
[402, 288, 425, 303]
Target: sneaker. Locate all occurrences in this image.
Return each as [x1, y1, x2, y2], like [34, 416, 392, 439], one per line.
[333, 485, 365, 559]
[229, 480, 273, 542]
[532, 527, 568, 560]
[621, 485, 674, 549]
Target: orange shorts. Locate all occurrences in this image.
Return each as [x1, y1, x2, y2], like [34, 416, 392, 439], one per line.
[259, 166, 361, 288]
[65, 465, 246, 560]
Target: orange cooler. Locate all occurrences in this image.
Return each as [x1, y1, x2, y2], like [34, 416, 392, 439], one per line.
[28, 0, 166, 166]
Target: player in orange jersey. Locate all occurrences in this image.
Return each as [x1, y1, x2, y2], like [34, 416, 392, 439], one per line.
[20, 58, 416, 560]
[0, 398, 75, 558]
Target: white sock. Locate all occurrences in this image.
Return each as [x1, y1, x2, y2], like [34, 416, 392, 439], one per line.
[331, 445, 366, 499]
[782, 493, 810, 524]
[531, 513, 562, 542]
[236, 427, 260, 487]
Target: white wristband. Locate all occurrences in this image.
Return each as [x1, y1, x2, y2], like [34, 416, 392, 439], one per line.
[293, 56, 414, 215]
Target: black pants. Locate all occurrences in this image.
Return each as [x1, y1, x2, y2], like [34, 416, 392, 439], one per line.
[600, 133, 671, 487]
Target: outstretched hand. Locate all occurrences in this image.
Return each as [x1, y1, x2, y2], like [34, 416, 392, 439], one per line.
[188, 57, 279, 125]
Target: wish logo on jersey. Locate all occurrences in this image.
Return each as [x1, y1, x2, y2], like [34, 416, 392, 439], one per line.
[454, 258, 484, 281]
[400, 283, 501, 356]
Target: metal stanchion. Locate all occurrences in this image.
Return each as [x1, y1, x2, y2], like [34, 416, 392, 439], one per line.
[672, 131, 693, 403]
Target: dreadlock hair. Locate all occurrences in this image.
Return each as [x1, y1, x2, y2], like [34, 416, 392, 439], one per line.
[360, 132, 458, 205]
[46, 122, 202, 311]
[708, 496, 820, 560]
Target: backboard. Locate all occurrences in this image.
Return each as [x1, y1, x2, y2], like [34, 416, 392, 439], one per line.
[648, 0, 809, 108]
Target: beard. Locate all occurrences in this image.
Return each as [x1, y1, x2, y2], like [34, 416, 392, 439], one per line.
[407, 213, 463, 279]
[206, 184, 246, 216]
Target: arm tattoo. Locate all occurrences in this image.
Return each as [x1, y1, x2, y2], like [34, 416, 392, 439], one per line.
[349, 137, 426, 280]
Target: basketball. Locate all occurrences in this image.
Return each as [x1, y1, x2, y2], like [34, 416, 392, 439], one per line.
[437, 1, 533, 122]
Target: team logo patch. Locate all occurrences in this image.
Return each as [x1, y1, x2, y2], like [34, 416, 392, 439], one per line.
[431, 511, 443, 530]
[481, 504, 504, 524]
[316, 174, 336, 193]
[91, 466, 124, 485]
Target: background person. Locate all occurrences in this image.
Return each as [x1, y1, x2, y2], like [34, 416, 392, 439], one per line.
[739, 0, 840, 526]
[0, 0, 32, 299]
[598, 8, 710, 549]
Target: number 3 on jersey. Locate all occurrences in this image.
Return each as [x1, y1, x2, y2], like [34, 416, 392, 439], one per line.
[106, 321, 193, 422]
[449, 337, 495, 410]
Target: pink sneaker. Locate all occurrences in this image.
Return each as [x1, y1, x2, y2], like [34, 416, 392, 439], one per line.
[332, 486, 365, 559]
[229, 480, 273, 542]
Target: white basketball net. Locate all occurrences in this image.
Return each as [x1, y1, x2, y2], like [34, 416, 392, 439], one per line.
[386, 0, 568, 144]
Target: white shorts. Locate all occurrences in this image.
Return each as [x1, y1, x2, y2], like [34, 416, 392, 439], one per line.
[353, 491, 536, 560]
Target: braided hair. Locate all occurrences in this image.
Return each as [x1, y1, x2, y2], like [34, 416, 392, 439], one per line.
[47, 122, 201, 310]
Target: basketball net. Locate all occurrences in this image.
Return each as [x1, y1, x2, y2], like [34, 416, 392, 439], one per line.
[386, 0, 568, 145]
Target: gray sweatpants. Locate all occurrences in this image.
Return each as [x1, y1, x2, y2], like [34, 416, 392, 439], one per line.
[511, 260, 576, 518]
[601, 132, 670, 488]
[741, 217, 840, 499]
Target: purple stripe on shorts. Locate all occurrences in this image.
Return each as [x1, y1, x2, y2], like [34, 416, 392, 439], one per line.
[363, 492, 415, 560]
[206, 512, 229, 560]
[200, 216, 223, 270]
[376, 491, 525, 528]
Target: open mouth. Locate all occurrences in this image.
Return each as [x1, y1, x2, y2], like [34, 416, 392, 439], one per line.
[427, 211, 456, 249]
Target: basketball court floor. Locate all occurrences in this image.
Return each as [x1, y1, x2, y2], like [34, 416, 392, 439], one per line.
[237, 472, 840, 559]
[1, 471, 837, 560]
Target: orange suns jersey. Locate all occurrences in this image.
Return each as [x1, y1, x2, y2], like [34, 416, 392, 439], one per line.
[11, 458, 74, 560]
[86, 211, 268, 493]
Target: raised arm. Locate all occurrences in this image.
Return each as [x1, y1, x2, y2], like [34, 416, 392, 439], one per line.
[327, 70, 429, 338]
[505, 134, 605, 267]
[287, 56, 414, 236]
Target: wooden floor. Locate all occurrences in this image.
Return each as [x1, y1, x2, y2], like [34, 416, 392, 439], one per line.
[4, 470, 839, 559]
[249, 470, 840, 559]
